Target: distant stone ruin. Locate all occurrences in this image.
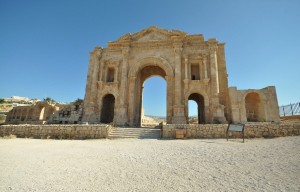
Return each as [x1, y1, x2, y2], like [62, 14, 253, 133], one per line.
[5, 101, 58, 124]
[5, 100, 83, 125]
[48, 100, 83, 124]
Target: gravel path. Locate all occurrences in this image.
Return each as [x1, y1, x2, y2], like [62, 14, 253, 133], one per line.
[0, 137, 299, 191]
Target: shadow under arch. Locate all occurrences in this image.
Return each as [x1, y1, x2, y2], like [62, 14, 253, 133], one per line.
[101, 94, 115, 123]
[128, 56, 174, 78]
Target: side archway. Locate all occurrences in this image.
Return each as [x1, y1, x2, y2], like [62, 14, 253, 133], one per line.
[100, 94, 115, 123]
[188, 93, 205, 124]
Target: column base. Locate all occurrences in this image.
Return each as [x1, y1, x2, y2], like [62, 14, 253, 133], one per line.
[210, 104, 227, 124]
[172, 105, 187, 124]
[172, 116, 187, 124]
[114, 105, 128, 126]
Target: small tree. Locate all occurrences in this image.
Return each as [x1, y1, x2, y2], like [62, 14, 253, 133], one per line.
[74, 98, 83, 103]
[43, 97, 56, 104]
[0, 98, 5, 104]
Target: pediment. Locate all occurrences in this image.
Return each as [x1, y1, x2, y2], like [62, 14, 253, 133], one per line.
[114, 26, 187, 43]
[134, 31, 170, 41]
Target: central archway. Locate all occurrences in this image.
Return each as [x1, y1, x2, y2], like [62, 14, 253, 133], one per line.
[137, 66, 167, 127]
[142, 75, 167, 127]
[127, 57, 174, 127]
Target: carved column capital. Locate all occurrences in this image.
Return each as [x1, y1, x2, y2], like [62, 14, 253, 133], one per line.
[209, 45, 217, 53]
[122, 46, 130, 58]
[173, 39, 183, 56]
[94, 46, 103, 60]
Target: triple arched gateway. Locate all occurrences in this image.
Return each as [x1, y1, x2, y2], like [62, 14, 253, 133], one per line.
[82, 26, 280, 126]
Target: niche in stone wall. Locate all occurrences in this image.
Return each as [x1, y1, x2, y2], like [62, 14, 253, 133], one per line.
[106, 68, 115, 82]
[245, 92, 265, 122]
[191, 63, 200, 80]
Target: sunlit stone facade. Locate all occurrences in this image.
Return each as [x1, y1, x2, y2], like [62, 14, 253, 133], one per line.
[83, 26, 280, 126]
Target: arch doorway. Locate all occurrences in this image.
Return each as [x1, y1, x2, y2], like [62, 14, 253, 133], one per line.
[134, 65, 167, 127]
[142, 76, 166, 127]
[188, 93, 205, 124]
[245, 92, 265, 122]
[101, 94, 115, 123]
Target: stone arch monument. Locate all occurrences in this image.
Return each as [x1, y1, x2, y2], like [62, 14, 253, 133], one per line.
[82, 26, 280, 126]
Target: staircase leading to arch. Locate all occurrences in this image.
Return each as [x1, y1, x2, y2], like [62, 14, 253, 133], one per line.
[108, 127, 161, 139]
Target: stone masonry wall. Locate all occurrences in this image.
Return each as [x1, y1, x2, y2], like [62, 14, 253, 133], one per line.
[0, 124, 111, 139]
[162, 123, 300, 139]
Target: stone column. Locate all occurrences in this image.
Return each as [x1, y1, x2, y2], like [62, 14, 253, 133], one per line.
[114, 64, 119, 82]
[184, 57, 188, 80]
[203, 56, 208, 79]
[183, 57, 189, 96]
[208, 40, 226, 123]
[82, 47, 102, 123]
[172, 40, 186, 124]
[103, 65, 107, 82]
[24, 109, 29, 121]
[165, 75, 173, 124]
[20, 108, 24, 121]
[98, 61, 104, 82]
[199, 61, 202, 80]
[127, 76, 136, 126]
[139, 86, 144, 127]
[209, 43, 219, 98]
[115, 46, 130, 125]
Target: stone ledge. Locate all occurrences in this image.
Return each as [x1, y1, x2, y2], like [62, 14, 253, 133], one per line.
[162, 123, 300, 139]
[0, 124, 111, 139]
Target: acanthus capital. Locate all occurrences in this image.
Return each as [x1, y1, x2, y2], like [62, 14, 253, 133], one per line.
[121, 46, 130, 58]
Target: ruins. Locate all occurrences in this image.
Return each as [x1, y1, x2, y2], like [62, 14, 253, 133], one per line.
[82, 26, 280, 126]
[5, 101, 58, 124]
[5, 100, 83, 125]
[48, 99, 83, 124]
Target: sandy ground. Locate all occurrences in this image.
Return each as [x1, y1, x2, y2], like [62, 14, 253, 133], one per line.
[0, 137, 299, 192]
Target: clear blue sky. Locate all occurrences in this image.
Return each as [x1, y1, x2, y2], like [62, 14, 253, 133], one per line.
[1, 0, 299, 116]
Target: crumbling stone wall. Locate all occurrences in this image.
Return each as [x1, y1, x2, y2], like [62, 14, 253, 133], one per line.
[5, 102, 58, 124]
[229, 87, 280, 123]
[0, 124, 110, 139]
[162, 123, 300, 139]
[48, 100, 83, 124]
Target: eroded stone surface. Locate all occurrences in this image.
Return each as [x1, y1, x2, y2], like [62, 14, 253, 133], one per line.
[83, 26, 280, 126]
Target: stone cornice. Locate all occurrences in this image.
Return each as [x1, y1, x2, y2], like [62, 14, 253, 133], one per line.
[104, 27, 225, 53]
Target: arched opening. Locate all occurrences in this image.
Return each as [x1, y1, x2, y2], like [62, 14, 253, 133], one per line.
[46, 107, 56, 120]
[245, 92, 265, 122]
[27, 108, 34, 120]
[101, 94, 115, 123]
[188, 93, 205, 124]
[142, 76, 166, 127]
[39, 107, 45, 121]
[188, 100, 198, 124]
[137, 65, 167, 127]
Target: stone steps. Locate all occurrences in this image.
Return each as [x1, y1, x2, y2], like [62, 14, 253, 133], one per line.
[108, 127, 161, 139]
